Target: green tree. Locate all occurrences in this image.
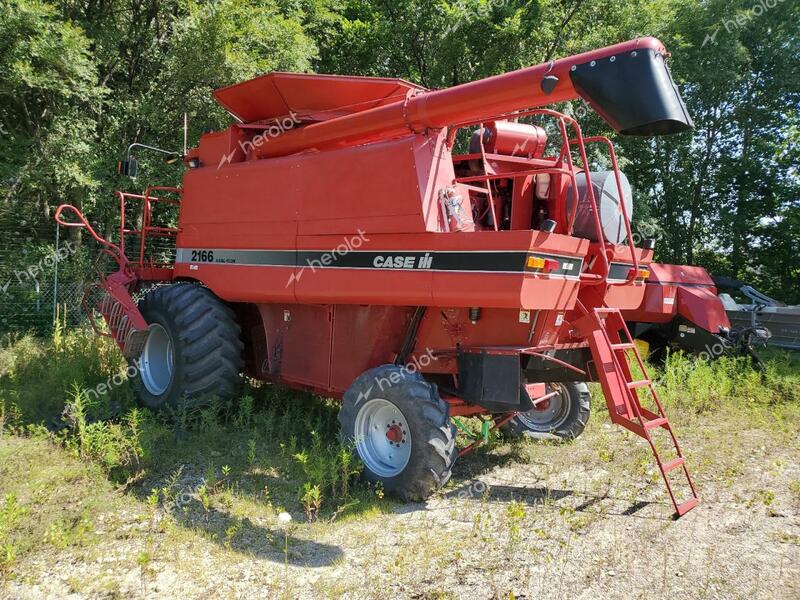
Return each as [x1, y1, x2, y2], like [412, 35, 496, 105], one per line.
[0, 0, 103, 221]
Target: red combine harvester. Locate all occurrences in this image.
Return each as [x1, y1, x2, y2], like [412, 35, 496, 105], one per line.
[57, 37, 701, 516]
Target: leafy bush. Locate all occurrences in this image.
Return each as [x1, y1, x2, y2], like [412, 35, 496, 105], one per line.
[661, 351, 797, 407]
[0, 326, 134, 425]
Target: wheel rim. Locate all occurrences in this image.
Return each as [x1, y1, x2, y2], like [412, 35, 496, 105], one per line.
[518, 383, 571, 431]
[353, 398, 412, 477]
[140, 323, 174, 396]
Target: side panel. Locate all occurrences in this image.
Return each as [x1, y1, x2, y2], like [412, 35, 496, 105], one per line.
[676, 286, 731, 332]
[623, 263, 727, 329]
[258, 304, 333, 389]
[601, 246, 654, 310]
[329, 305, 414, 392]
[623, 280, 677, 324]
[296, 133, 449, 236]
[182, 230, 587, 310]
[249, 303, 570, 397]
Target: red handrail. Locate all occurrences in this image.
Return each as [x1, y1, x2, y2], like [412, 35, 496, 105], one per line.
[117, 186, 181, 267]
[54, 204, 127, 264]
[572, 136, 640, 285]
[447, 108, 610, 282]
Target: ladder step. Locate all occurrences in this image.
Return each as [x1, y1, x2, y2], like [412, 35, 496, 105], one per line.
[644, 417, 669, 430]
[581, 307, 700, 519]
[611, 342, 636, 350]
[627, 379, 651, 390]
[674, 497, 700, 517]
[661, 457, 685, 473]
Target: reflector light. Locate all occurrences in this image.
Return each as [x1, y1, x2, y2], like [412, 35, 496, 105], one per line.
[527, 257, 561, 272]
[527, 256, 546, 270]
[629, 267, 650, 280]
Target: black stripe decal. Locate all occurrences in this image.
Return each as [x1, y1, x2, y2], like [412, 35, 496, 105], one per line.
[608, 262, 633, 281]
[176, 249, 583, 276]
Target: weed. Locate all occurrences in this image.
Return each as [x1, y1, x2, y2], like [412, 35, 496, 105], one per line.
[60, 386, 144, 477]
[45, 514, 93, 549]
[235, 395, 254, 428]
[789, 480, 800, 506]
[197, 485, 212, 523]
[595, 431, 615, 463]
[292, 431, 363, 514]
[505, 501, 527, 546]
[300, 483, 323, 522]
[224, 518, 242, 548]
[247, 438, 257, 465]
[0, 494, 27, 571]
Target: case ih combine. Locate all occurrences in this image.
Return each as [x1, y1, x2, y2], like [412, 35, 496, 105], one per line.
[57, 37, 702, 517]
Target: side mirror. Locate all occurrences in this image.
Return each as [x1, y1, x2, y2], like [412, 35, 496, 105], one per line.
[117, 157, 139, 178]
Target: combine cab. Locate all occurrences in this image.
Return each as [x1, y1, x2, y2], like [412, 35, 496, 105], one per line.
[57, 37, 700, 517]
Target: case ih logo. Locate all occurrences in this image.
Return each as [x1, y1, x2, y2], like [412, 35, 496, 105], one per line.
[373, 253, 433, 270]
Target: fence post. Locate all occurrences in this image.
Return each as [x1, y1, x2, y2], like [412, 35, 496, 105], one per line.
[53, 222, 59, 328]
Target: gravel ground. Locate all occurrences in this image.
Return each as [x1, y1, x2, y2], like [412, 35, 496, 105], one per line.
[2, 420, 799, 600]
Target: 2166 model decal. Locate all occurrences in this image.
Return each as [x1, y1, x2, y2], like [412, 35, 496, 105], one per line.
[190, 250, 215, 263]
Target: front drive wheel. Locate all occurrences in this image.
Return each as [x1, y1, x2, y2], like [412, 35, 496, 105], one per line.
[501, 382, 591, 442]
[133, 283, 243, 411]
[339, 365, 457, 501]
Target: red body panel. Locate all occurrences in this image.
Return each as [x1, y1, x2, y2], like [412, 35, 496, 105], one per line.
[252, 304, 565, 397]
[584, 245, 654, 311]
[623, 263, 731, 332]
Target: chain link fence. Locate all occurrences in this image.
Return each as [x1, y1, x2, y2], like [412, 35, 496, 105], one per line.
[0, 279, 88, 335]
[0, 191, 180, 338]
[0, 217, 91, 338]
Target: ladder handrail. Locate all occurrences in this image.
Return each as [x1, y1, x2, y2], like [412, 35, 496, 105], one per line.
[446, 108, 610, 282]
[571, 136, 640, 285]
[55, 204, 127, 264]
[117, 186, 181, 267]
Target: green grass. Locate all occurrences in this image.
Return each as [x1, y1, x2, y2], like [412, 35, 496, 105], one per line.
[0, 434, 121, 575]
[0, 327, 798, 577]
[0, 329, 396, 574]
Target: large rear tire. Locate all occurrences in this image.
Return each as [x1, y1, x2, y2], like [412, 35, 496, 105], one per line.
[339, 365, 457, 501]
[501, 382, 591, 441]
[133, 283, 243, 410]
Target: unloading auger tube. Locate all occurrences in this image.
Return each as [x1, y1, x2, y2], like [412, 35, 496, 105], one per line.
[246, 36, 692, 159]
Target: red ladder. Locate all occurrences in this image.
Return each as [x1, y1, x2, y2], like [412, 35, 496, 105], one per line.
[576, 307, 699, 517]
